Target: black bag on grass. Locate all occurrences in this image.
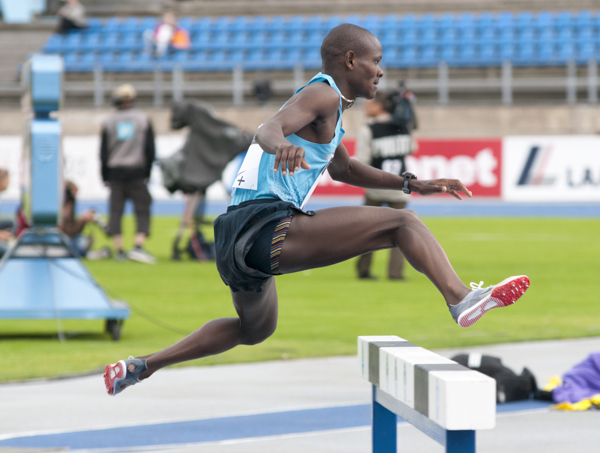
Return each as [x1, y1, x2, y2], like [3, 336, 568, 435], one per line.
[452, 353, 538, 403]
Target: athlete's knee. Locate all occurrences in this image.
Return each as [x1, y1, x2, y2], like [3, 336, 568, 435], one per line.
[394, 208, 421, 227]
[240, 318, 277, 345]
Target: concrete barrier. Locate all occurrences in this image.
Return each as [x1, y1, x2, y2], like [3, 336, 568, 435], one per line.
[358, 335, 496, 453]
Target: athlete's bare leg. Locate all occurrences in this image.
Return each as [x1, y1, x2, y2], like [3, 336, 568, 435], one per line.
[138, 278, 279, 380]
[278, 206, 470, 306]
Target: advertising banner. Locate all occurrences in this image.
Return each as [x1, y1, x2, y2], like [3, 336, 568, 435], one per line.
[503, 136, 600, 202]
[312, 138, 503, 198]
[407, 139, 502, 198]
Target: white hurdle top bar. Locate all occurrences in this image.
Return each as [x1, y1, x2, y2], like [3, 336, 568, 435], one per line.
[358, 335, 496, 432]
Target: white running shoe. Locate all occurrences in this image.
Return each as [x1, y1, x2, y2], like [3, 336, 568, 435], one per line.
[449, 276, 530, 328]
[127, 247, 156, 264]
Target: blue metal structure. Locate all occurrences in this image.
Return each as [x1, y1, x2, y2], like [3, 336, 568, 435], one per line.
[0, 54, 129, 340]
[372, 386, 475, 453]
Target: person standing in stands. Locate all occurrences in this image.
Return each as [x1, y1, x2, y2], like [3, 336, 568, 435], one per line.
[100, 84, 156, 264]
[144, 12, 190, 57]
[355, 89, 417, 280]
[56, 0, 87, 34]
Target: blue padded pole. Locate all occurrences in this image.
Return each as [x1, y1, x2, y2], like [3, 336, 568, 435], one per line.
[372, 385, 396, 453]
[446, 430, 476, 453]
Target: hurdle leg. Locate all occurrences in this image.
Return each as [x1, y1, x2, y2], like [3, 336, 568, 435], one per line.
[446, 430, 475, 453]
[372, 385, 397, 453]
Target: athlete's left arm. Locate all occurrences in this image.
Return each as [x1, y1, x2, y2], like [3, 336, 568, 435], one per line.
[328, 142, 473, 200]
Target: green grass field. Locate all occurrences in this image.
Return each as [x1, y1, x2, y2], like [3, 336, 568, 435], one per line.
[1, 215, 598, 382]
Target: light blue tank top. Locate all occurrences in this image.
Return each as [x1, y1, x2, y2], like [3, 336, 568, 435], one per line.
[231, 72, 345, 210]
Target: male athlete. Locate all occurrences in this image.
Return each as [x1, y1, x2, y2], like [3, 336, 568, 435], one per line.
[104, 24, 529, 396]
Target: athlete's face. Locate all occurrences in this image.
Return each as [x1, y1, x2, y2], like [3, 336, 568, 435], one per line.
[352, 37, 384, 99]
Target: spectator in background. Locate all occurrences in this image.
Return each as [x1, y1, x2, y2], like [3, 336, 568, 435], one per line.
[355, 90, 417, 280]
[58, 180, 97, 257]
[100, 84, 156, 264]
[56, 0, 87, 34]
[0, 169, 14, 258]
[144, 12, 190, 57]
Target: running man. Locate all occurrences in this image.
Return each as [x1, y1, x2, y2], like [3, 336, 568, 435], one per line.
[104, 24, 529, 396]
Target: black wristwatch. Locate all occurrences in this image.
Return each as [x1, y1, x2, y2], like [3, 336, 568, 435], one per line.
[401, 172, 417, 194]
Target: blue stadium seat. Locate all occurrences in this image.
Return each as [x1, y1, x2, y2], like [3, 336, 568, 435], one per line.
[191, 30, 211, 50]
[558, 42, 576, 61]
[99, 51, 115, 65]
[577, 42, 596, 61]
[500, 43, 516, 60]
[120, 17, 139, 34]
[440, 45, 457, 63]
[480, 44, 498, 64]
[177, 17, 194, 32]
[457, 44, 477, 66]
[304, 47, 321, 69]
[536, 11, 554, 29]
[441, 28, 459, 44]
[515, 42, 535, 65]
[191, 17, 211, 33]
[558, 27, 575, 43]
[499, 27, 516, 44]
[80, 33, 101, 51]
[269, 16, 287, 32]
[555, 11, 573, 28]
[421, 45, 439, 65]
[138, 16, 157, 32]
[121, 33, 141, 51]
[460, 27, 477, 43]
[359, 14, 380, 34]
[538, 28, 556, 44]
[497, 11, 514, 28]
[98, 33, 119, 52]
[286, 15, 304, 32]
[575, 10, 594, 27]
[477, 12, 494, 30]
[212, 31, 231, 49]
[479, 27, 496, 44]
[516, 11, 534, 28]
[103, 17, 121, 33]
[379, 28, 399, 46]
[539, 42, 556, 64]
[62, 33, 83, 52]
[457, 12, 475, 28]
[86, 17, 102, 31]
[211, 16, 232, 32]
[421, 26, 438, 45]
[44, 35, 64, 53]
[268, 31, 287, 49]
[250, 31, 269, 48]
[438, 13, 455, 31]
[401, 27, 418, 45]
[518, 27, 536, 43]
[229, 49, 246, 62]
[231, 31, 250, 48]
[577, 26, 594, 42]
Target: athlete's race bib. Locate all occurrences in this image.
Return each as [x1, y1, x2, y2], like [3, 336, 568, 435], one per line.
[232, 143, 263, 191]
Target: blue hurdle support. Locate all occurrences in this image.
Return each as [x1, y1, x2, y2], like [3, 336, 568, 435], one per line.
[359, 336, 495, 453]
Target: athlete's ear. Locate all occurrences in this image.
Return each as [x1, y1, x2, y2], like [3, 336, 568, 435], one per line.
[344, 50, 355, 70]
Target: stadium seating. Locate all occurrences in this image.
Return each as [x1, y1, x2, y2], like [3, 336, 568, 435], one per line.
[40, 10, 600, 73]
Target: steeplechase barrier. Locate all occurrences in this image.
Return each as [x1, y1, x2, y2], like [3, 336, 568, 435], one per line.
[359, 336, 496, 453]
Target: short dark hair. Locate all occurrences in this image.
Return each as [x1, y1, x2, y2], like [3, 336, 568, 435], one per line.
[321, 24, 376, 70]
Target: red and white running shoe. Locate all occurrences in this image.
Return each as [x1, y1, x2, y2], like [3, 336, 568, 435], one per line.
[449, 276, 530, 328]
[103, 357, 147, 396]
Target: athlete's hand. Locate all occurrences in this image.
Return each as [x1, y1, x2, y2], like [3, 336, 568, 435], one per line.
[273, 144, 311, 176]
[411, 179, 472, 200]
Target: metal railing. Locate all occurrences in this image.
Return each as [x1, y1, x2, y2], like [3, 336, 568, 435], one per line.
[58, 59, 600, 107]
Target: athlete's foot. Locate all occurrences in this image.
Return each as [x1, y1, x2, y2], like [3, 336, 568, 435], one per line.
[104, 357, 147, 396]
[449, 276, 530, 328]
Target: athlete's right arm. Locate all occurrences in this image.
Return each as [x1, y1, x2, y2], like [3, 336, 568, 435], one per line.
[255, 84, 339, 176]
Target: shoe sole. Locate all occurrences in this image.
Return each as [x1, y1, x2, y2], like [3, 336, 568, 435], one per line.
[457, 275, 530, 328]
[127, 252, 156, 264]
[103, 360, 126, 396]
